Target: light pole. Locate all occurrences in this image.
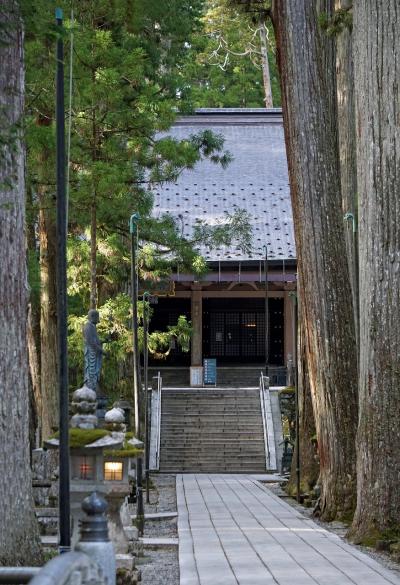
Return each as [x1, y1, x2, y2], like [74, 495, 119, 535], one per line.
[264, 246, 269, 377]
[129, 213, 144, 535]
[55, 7, 70, 553]
[142, 292, 150, 504]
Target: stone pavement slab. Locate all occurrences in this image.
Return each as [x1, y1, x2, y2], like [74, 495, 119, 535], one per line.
[140, 537, 179, 547]
[176, 474, 400, 585]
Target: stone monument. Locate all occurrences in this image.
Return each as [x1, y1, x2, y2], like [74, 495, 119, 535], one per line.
[84, 309, 105, 391]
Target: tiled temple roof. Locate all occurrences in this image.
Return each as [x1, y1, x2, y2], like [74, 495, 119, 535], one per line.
[153, 108, 295, 262]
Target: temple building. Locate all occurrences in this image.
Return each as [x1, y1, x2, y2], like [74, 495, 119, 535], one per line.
[148, 108, 297, 387]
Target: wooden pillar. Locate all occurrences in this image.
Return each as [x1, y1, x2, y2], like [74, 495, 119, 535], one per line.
[191, 287, 202, 367]
[284, 291, 294, 366]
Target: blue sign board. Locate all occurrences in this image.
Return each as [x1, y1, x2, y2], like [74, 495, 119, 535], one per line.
[203, 358, 217, 385]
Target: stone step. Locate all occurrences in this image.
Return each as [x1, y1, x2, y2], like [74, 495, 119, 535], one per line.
[139, 537, 179, 548]
[161, 433, 264, 440]
[162, 403, 260, 410]
[162, 396, 259, 402]
[160, 466, 267, 473]
[161, 452, 265, 458]
[162, 413, 262, 418]
[162, 408, 261, 412]
[159, 385, 267, 473]
[161, 440, 264, 452]
[160, 453, 265, 466]
[162, 392, 259, 398]
[161, 424, 264, 430]
[149, 366, 265, 387]
[162, 420, 264, 426]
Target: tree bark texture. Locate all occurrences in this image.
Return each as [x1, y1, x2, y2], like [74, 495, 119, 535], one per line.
[0, 1, 43, 563]
[273, 0, 358, 520]
[287, 312, 319, 496]
[335, 0, 359, 353]
[350, 0, 400, 542]
[39, 196, 59, 439]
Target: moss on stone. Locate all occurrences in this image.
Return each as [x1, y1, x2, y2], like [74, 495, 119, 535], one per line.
[104, 445, 143, 458]
[51, 428, 110, 448]
[104, 433, 142, 458]
[354, 526, 400, 548]
[279, 386, 295, 394]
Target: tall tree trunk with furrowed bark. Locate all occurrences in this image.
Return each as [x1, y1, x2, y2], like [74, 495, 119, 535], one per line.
[272, 0, 358, 521]
[0, 1, 43, 563]
[287, 309, 319, 496]
[349, 0, 400, 543]
[335, 0, 359, 353]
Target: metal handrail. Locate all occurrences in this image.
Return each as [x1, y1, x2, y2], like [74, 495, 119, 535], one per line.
[0, 552, 104, 585]
[259, 372, 271, 469]
[0, 568, 40, 584]
[155, 371, 163, 469]
[31, 552, 103, 585]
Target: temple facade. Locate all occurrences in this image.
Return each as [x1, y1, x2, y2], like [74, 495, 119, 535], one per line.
[148, 108, 297, 386]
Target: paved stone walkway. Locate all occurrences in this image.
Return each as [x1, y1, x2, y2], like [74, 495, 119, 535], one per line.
[176, 474, 400, 585]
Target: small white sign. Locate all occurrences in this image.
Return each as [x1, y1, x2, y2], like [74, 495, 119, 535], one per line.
[190, 366, 203, 387]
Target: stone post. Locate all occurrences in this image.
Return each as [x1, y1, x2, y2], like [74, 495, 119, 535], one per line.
[75, 492, 116, 585]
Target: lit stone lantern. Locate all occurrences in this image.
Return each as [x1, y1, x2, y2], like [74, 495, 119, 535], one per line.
[45, 386, 142, 554]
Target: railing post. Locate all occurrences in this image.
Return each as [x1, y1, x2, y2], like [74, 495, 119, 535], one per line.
[75, 492, 116, 585]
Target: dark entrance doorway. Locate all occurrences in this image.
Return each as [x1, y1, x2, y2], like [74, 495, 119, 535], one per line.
[203, 297, 284, 365]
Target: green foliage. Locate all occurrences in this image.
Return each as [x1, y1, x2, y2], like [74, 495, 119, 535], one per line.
[192, 209, 252, 254]
[24, 0, 252, 404]
[319, 8, 353, 36]
[68, 293, 192, 395]
[182, 0, 280, 108]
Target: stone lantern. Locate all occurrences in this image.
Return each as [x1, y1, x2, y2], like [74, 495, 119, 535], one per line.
[45, 385, 143, 556]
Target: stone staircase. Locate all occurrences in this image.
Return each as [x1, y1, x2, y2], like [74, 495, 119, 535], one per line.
[159, 387, 267, 473]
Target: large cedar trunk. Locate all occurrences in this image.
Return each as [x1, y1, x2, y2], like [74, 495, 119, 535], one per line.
[349, 0, 400, 543]
[335, 0, 359, 351]
[273, 0, 358, 520]
[39, 198, 59, 439]
[287, 312, 319, 496]
[0, 2, 43, 563]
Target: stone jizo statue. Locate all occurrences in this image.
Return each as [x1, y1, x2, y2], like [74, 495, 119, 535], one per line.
[83, 309, 104, 390]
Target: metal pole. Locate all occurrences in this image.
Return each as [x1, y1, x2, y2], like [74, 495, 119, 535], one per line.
[130, 214, 140, 435]
[143, 292, 151, 504]
[264, 247, 269, 378]
[129, 213, 144, 536]
[290, 292, 300, 502]
[55, 7, 71, 552]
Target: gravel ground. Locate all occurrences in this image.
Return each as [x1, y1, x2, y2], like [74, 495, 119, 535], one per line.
[264, 481, 400, 576]
[139, 474, 179, 585]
